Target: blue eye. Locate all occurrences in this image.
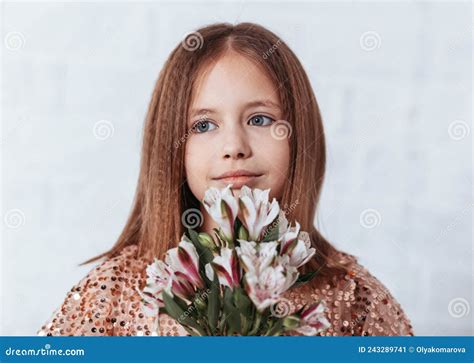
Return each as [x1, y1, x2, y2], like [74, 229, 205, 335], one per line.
[190, 115, 274, 134]
[248, 115, 274, 126]
[191, 120, 217, 134]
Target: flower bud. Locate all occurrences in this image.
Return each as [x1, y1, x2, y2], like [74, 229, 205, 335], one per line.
[282, 315, 300, 330]
[193, 295, 207, 311]
[198, 233, 215, 250]
[238, 225, 249, 241]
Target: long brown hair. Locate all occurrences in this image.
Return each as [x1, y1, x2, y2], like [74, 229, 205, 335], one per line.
[80, 22, 350, 285]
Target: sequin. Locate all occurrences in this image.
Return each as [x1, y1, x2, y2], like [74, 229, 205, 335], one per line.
[38, 245, 415, 336]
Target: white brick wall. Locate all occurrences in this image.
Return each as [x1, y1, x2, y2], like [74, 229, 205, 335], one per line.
[1, 1, 471, 335]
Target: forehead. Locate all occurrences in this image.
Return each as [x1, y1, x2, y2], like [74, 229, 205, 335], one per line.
[190, 52, 280, 112]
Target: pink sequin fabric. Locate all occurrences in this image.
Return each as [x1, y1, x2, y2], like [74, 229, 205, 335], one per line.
[38, 245, 414, 336]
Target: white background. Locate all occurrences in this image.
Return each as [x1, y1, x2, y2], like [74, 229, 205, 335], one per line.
[1, 0, 472, 336]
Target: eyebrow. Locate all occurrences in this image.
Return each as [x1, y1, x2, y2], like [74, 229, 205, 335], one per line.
[189, 99, 281, 119]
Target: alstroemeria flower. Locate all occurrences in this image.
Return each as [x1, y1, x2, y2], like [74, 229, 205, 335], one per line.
[235, 240, 278, 275]
[238, 186, 280, 241]
[136, 288, 161, 317]
[135, 258, 173, 316]
[287, 231, 315, 268]
[170, 272, 198, 301]
[236, 240, 298, 310]
[144, 258, 173, 300]
[277, 210, 290, 239]
[205, 247, 241, 289]
[279, 221, 301, 255]
[275, 255, 300, 291]
[294, 301, 331, 336]
[243, 264, 291, 312]
[165, 235, 205, 290]
[279, 223, 316, 269]
[203, 184, 239, 243]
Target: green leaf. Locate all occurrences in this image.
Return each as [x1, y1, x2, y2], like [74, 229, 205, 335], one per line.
[207, 273, 220, 334]
[256, 309, 272, 335]
[173, 294, 191, 311]
[265, 318, 284, 336]
[162, 291, 185, 321]
[182, 325, 202, 336]
[282, 315, 300, 330]
[240, 314, 249, 336]
[248, 309, 262, 335]
[234, 287, 252, 316]
[295, 304, 307, 315]
[233, 217, 243, 238]
[233, 287, 252, 335]
[223, 287, 241, 335]
[188, 228, 214, 278]
[261, 216, 279, 242]
[237, 224, 249, 241]
[293, 271, 318, 288]
[163, 291, 206, 335]
[217, 312, 230, 333]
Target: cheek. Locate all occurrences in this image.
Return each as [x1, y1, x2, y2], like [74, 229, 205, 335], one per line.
[184, 139, 212, 201]
[270, 140, 290, 172]
[251, 135, 291, 199]
[269, 141, 291, 197]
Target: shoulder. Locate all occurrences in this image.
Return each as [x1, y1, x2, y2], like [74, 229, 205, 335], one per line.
[37, 245, 158, 336]
[283, 250, 414, 336]
[332, 250, 415, 336]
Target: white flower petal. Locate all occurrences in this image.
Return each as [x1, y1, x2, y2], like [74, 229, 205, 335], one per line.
[238, 186, 280, 241]
[205, 263, 214, 281]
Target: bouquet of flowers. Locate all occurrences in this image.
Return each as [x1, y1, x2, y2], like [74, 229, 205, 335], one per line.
[137, 185, 330, 336]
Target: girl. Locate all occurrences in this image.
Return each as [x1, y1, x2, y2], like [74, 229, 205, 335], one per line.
[38, 22, 414, 336]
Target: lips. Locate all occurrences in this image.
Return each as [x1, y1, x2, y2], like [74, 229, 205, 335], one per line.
[212, 170, 263, 189]
[216, 176, 261, 189]
[213, 169, 263, 180]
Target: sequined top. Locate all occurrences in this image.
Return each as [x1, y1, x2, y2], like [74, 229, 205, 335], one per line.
[37, 245, 414, 336]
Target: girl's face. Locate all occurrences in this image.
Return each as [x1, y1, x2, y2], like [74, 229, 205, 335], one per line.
[184, 51, 290, 205]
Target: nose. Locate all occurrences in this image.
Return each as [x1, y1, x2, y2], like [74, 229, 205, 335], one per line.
[221, 122, 252, 160]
